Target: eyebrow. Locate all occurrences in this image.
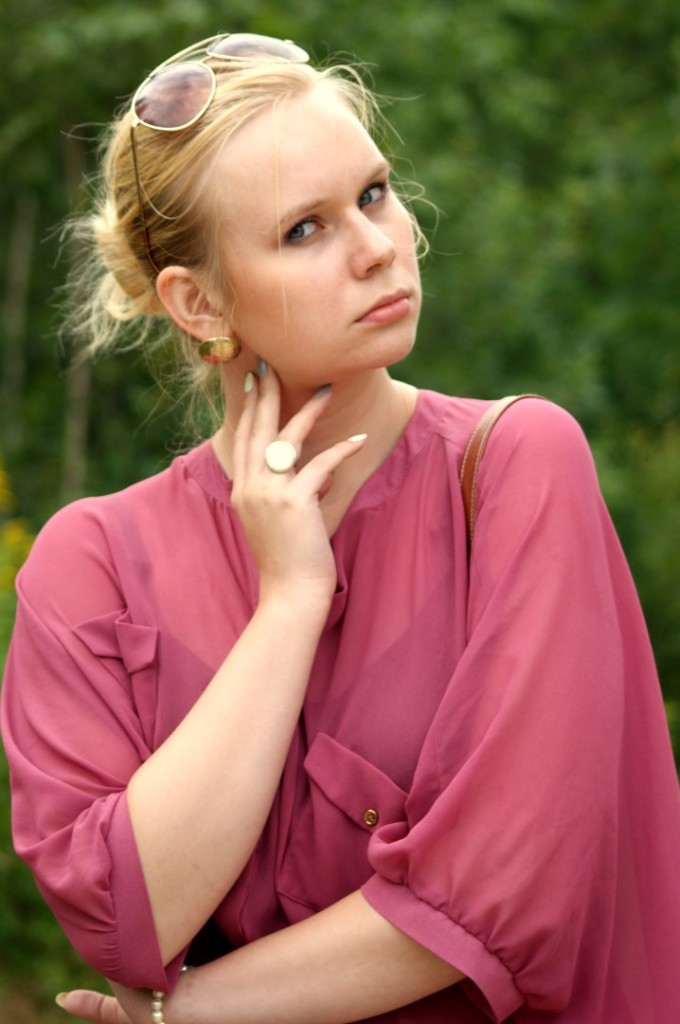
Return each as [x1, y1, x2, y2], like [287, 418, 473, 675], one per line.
[277, 158, 392, 230]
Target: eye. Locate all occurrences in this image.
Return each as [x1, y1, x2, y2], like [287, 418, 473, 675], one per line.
[359, 181, 388, 209]
[285, 218, 318, 244]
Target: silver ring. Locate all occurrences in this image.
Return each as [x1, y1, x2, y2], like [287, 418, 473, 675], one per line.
[264, 440, 298, 474]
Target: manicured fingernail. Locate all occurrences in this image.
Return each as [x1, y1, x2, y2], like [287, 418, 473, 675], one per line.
[257, 358, 268, 377]
[314, 384, 332, 398]
[348, 433, 368, 443]
[244, 371, 255, 394]
[55, 994, 68, 1010]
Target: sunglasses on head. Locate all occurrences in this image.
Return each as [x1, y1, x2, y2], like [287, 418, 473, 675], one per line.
[128, 33, 310, 273]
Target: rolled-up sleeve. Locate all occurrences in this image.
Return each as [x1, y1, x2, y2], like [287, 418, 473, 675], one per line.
[1, 501, 183, 990]
[362, 400, 672, 1020]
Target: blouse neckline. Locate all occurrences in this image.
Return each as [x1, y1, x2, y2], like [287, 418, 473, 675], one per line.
[184, 388, 449, 522]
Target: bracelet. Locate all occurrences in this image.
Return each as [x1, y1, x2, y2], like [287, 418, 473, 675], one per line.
[150, 991, 165, 1024]
[151, 965, 190, 1024]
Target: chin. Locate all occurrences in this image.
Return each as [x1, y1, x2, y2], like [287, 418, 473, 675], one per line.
[369, 323, 418, 369]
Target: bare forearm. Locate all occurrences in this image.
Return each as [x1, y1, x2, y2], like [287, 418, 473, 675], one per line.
[167, 891, 463, 1024]
[127, 590, 329, 964]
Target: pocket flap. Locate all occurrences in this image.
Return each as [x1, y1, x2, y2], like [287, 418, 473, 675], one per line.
[304, 732, 407, 832]
[74, 610, 158, 673]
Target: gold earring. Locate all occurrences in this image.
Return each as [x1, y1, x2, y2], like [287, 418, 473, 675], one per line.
[198, 337, 241, 365]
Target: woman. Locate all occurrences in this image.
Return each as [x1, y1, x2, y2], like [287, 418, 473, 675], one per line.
[2, 32, 679, 1024]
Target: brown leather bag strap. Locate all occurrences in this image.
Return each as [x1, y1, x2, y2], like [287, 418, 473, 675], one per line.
[460, 395, 543, 548]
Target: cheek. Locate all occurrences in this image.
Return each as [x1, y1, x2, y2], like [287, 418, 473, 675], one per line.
[228, 272, 283, 332]
[228, 277, 319, 359]
[396, 209, 419, 258]
[267, 269, 338, 330]
[226, 246, 345, 351]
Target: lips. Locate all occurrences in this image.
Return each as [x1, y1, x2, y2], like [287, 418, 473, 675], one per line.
[357, 290, 412, 324]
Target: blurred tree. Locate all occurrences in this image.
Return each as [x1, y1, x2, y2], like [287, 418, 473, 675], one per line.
[2, 0, 678, 473]
[1, 0, 679, 1016]
[1, 0, 678, 687]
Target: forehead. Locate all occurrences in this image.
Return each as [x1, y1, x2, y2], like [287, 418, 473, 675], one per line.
[213, 84, 382, 226]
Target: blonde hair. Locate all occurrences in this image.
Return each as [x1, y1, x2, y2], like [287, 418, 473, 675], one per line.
[63, 50, 423, 424]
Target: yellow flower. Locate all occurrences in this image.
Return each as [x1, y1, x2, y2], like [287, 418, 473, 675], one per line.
[0, 459, 34, 591]
[0, 460, 13, 514]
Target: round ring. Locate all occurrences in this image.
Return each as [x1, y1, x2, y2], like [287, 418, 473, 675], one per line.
[264, 440, 298, 474]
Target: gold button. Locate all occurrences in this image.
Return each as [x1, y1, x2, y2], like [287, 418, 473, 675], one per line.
[362, 808, 379, 827]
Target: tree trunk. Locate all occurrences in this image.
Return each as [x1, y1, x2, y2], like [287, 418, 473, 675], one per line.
[60, 132, 91, 503]
[2, 193, 37, 457]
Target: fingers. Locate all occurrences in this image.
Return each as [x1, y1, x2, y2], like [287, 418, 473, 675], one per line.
[296, 433, 368, 497]
[246, 362, 283, 473]
[247, 368, 334, 472]
[276, 384, 333, 452]
[231, 370, 259, 481]
[56, 990, 132, 1023]
[234, 364, 336, 480]
[228, 366, 369, 598]
[232, 361, 368, 498]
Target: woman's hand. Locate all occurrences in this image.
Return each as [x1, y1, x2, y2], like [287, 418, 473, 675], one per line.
[231, 367, 366, 606]
[56, 982, 140, 1023]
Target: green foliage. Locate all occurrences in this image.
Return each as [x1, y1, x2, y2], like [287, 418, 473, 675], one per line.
[1, 0, 679, 1015]
[668, 702, 680, 763]
[0, 460, 33, 649]
[593, 425, 680, 693]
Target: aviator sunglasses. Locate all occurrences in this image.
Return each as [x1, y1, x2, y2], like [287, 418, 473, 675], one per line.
[129, 33, 310, 273]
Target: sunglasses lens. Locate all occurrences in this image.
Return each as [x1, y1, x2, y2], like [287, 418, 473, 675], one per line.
[208, 33, 309, 63]
[134, 63, 214, 129]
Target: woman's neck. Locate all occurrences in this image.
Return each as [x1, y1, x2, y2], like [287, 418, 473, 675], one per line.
[212, 368, 417, 532]
[303, 371, 417, 532]
[290, 370, 415, 462]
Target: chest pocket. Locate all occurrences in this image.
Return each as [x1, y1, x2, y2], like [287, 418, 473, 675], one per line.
[277, 732, 407, 922]
[74, 609, 159, 752]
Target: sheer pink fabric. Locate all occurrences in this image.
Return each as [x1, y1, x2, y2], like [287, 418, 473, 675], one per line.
[2, 392, 679, 1021]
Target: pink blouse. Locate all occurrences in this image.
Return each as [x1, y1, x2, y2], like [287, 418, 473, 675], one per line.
[2, 391, 679, 1022]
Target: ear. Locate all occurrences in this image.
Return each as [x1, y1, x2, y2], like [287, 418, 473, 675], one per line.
[155, 266, 231, 341]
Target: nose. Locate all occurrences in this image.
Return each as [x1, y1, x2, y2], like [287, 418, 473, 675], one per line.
[348, 214, 396, 277]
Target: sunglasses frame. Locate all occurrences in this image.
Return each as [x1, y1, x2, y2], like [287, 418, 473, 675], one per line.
[128, 33, 310, 274]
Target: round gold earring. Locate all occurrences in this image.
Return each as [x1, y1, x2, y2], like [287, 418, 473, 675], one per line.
[198, 337, 241, 365]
